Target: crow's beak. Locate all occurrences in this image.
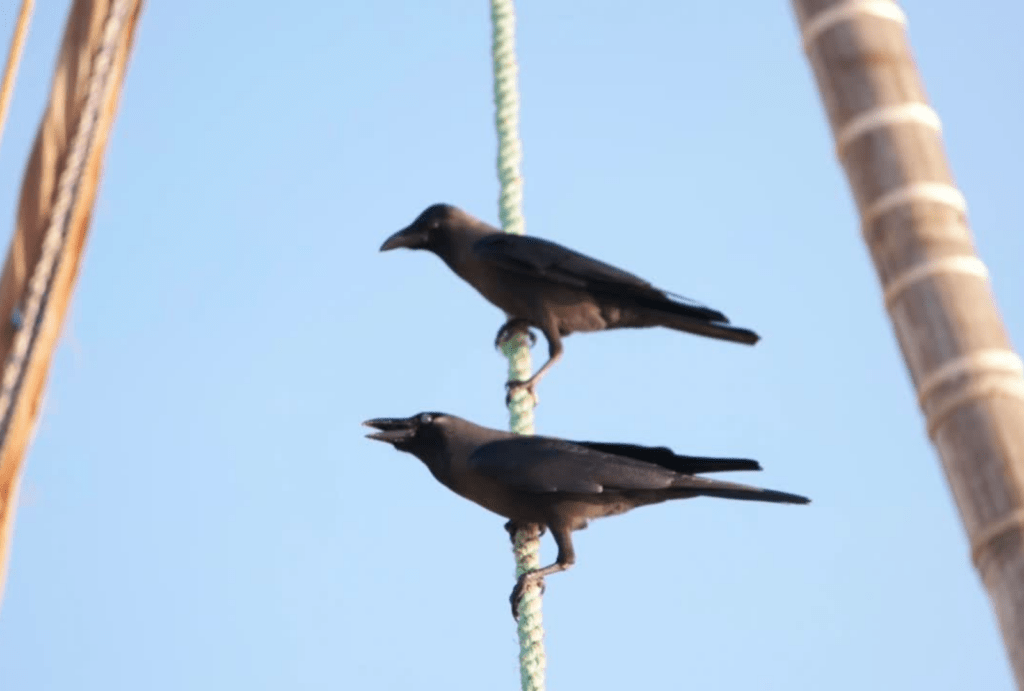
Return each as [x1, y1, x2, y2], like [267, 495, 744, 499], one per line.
[363, 417, 417, 444]
[380, 224, 427, 252]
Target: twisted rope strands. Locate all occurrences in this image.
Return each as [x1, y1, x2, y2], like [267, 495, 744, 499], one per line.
[489, 1, 545, 689]
[0, 0, 143, 612]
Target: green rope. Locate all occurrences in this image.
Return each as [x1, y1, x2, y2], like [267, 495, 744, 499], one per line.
[490, 1, 546, 689]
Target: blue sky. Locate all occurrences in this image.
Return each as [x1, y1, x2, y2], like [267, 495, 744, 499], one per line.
[0, 2, 1020, 689]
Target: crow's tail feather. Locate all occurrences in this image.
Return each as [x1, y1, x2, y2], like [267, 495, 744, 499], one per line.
[675, 456, 762, 474]
[699, 487, 811, 505]
[659, 311, 759, 345]
[669, 475, 810, 505]
[635, 297, 759, 345]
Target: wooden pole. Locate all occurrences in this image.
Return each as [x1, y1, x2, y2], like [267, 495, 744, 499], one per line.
[792, 0, 1024, 684]
[0, 0, 143, 613]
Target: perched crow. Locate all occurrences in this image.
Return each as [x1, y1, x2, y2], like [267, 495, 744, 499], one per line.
[380, 204, 759, 403]
[364, 412, 809, 618]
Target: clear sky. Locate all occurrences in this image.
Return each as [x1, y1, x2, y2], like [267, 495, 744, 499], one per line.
[0, 2, 1021, 689]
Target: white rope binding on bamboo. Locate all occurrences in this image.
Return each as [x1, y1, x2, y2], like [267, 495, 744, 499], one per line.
[916, 349, 1024, 408]
[919, 348, 1024, 437]
[800, 0, 906, 51]
[927, 379, 1024, 440]
[835, 102, 941, 159]
[861, 182, 967, 228]
[883, 255, 990, 311]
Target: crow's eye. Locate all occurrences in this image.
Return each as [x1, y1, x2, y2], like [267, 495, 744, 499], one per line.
[419, 413, 433, 425]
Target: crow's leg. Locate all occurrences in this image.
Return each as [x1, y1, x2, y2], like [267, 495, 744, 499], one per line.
[510, 522, 575, 620]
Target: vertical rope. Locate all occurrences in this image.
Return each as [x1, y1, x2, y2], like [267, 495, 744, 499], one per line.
[490, 1, 545, 689]
[0, 0, 35, 158]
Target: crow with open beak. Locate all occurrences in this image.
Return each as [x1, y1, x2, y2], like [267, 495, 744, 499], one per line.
[364, 412, 809, 619]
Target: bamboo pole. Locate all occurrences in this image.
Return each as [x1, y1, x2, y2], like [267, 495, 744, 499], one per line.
[792, 0, 1024, 684]
[0, 0, 143, 613]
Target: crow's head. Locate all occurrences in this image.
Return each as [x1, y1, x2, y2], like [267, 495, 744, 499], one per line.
[363, 411, 454, 466]
[379, 203, 472, 254]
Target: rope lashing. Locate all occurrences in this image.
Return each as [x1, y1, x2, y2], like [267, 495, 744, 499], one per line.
[0, 0, 133, 449]
[0, 0, 139, 611]
[489, 1, 546, 689]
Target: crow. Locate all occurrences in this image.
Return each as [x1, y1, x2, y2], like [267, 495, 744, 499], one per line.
[364, 412, 809, 618]
[380, 204, 759, 403]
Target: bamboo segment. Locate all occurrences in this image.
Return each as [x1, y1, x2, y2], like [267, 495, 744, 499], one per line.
[792, 1, 1024, 685]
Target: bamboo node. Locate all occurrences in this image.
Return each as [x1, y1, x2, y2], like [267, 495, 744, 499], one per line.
[917, 349, 1024, 407]
[927, 379, 1024, 440]
[835, 102, 940, 159]
[883, 256, 989, 311]
[861, 182, 966, 228]
[971, 509, 1024, 570]
[800, 0, 906, 52]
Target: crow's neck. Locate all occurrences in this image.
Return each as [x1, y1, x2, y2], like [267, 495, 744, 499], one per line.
[423, 423, 515, 498]
[431, 224, 496, 279]
[419, 452, 453, 488]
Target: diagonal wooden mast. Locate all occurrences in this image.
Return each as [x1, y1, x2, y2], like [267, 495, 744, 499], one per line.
[792, 0, 1024, 684]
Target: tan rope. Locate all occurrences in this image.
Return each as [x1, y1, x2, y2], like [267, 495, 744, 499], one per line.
[0, 0, 144, 613]
[0, 0, 34, 158]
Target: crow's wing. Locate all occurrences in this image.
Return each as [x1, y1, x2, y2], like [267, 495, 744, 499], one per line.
[571, 441, 761, 475]
[471, 233, 726, 321]
[473, 234, 653, 290]
[470, 436, 674, 493]
[469, 436, 750, 495]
